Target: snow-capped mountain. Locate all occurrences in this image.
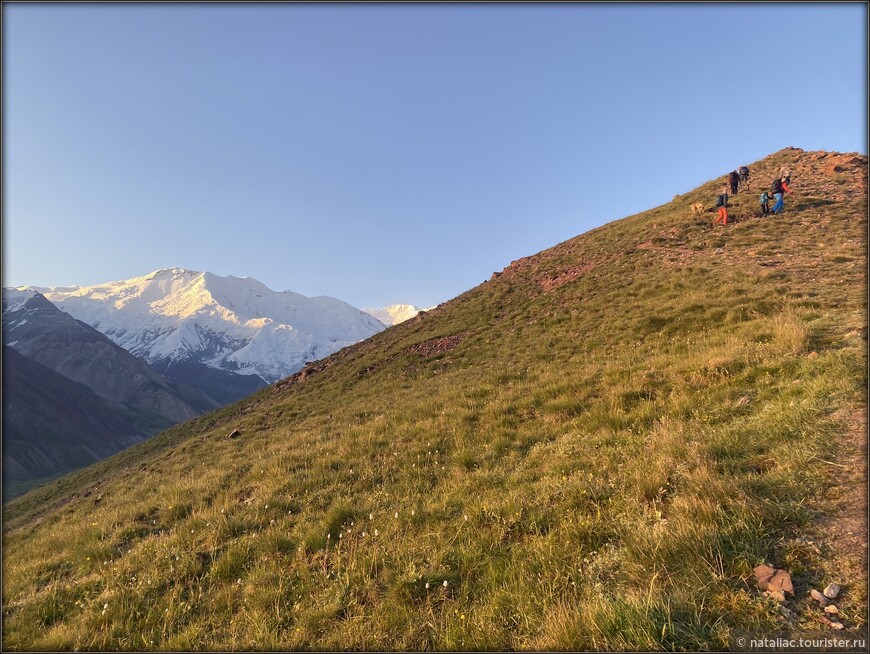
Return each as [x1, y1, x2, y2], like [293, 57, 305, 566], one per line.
[3, 289, 222, 489]
[24, 268, 387, 385]
[363, 304, 424, 326]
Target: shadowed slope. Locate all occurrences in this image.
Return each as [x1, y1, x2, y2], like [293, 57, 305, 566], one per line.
[2, 347, 150, 493]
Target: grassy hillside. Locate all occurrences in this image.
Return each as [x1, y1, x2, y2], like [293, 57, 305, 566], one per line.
[2, 148, 866, 651]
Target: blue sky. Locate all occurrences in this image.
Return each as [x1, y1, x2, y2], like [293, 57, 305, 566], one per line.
[3, 3, 867, 309]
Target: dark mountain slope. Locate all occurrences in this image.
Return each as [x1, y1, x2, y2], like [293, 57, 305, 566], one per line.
[2, 292, 219, 490]
[149, 358, 268, 406]
[3, 292, 218, 419]
[2, 347, 153, 496]
[2, 148, 866, 650]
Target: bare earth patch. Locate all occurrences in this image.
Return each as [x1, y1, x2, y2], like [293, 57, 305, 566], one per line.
[406, 332, 468, 357]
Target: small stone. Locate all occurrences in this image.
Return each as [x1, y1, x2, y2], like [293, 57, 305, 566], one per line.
[824, 605, 839, 615]
[829, 621, 845, 630]
[810, 589, 829, 606]
[769, 589, 787, 603]
[229, 428, 241, 439]
[823, 583, 841, 599]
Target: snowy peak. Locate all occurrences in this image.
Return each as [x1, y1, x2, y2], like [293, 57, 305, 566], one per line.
[363, 304, 424, 326]
[25, 268, 387, 383]
[2, 288, 41, 315]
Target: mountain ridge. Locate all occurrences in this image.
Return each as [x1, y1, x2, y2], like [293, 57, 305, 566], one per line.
[20, 268, 387, 387]
[2, 290, 219, 494]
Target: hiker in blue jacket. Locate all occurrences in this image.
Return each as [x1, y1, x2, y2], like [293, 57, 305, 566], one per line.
[771, 191, 784, 215]
[760, 191, 770, 216]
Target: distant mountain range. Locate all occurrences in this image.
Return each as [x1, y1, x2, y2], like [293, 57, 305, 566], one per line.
[22, 268, 390, 400]
[3, 272, 418, 495]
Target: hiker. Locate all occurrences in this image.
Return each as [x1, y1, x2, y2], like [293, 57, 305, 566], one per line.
[714, 188, 730, 225]
[729, 170, 740, 195]
[738, 165, 750, 191]
[760, 190, 770, 215]
[771, 191, 784, 215]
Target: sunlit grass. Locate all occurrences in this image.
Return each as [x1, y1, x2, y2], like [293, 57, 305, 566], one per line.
[3, 149, 866, 650]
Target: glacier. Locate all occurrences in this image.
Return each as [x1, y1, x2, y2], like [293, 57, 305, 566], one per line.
[22, 268, 387, 383]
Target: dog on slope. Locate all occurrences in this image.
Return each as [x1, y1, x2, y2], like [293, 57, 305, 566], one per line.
[690, 202, 705, 215]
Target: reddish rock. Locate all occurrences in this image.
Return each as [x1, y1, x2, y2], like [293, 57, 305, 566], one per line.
[754, 564, 793, 596]
[768, 570, 794, 595]
[754, 564, 776, 590]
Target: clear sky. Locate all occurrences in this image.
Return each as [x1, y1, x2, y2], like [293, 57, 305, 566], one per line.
[3, 3, 867, 309]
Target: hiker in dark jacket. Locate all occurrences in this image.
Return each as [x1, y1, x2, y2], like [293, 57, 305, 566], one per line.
[729, 170, 740, 195]
[738, 165, 750, 191]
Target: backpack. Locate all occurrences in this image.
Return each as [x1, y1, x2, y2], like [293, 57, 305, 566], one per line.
[716, 194, 726, 207]
[771, 179, 783, 194]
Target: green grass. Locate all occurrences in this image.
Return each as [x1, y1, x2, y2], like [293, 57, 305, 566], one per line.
[2, 148, 866, 650]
